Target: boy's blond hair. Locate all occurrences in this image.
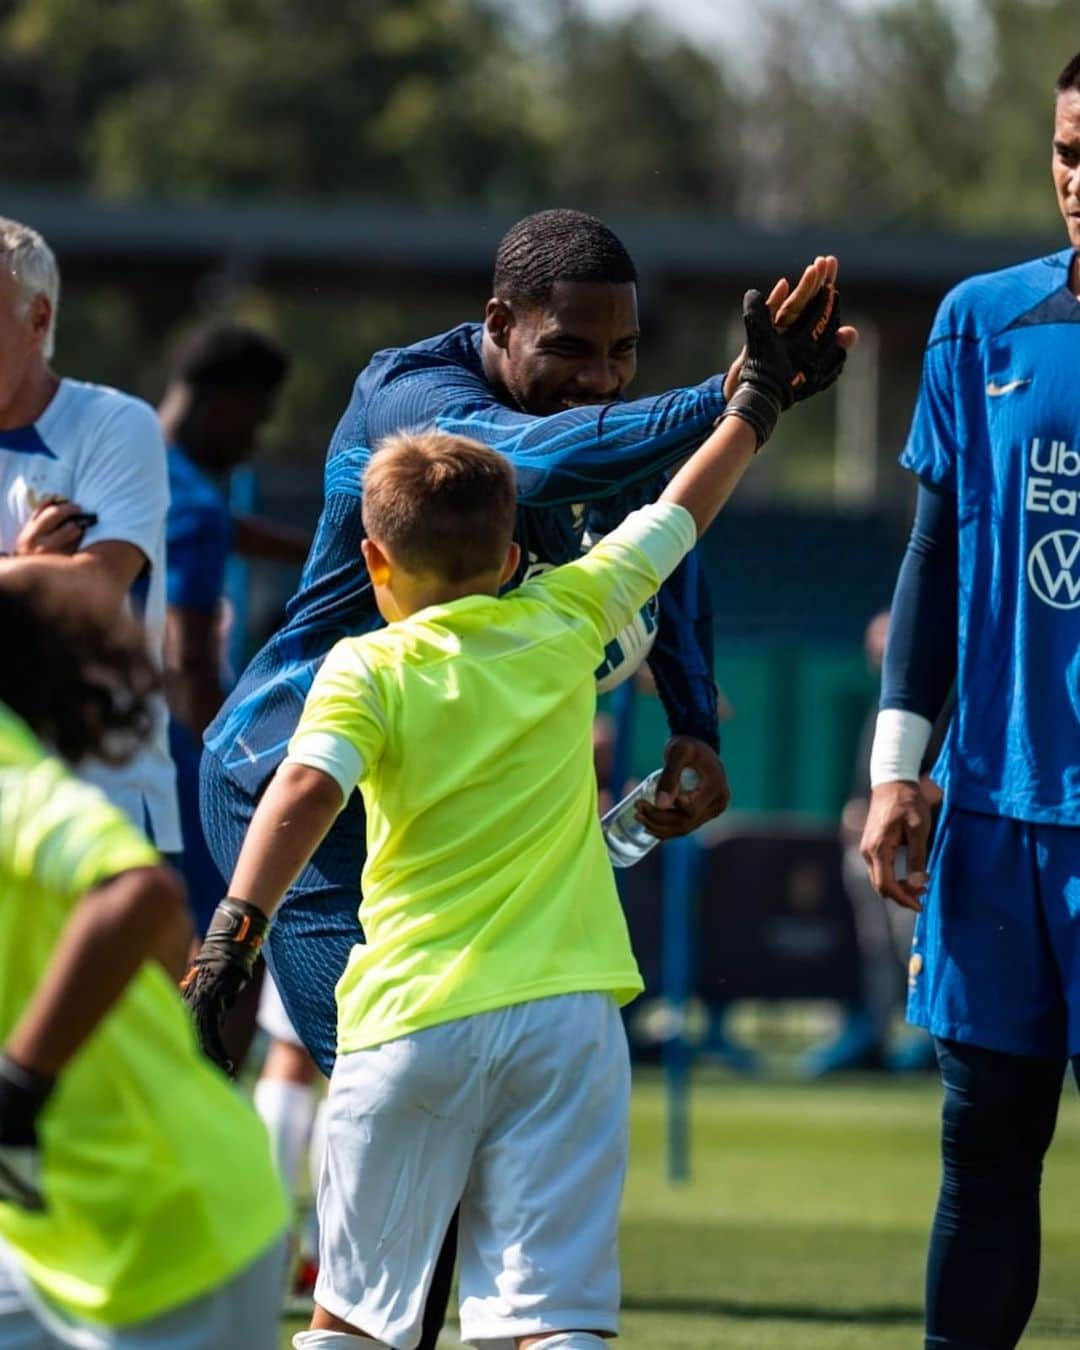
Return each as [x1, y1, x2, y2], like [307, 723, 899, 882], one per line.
[362, 430, 517, 582]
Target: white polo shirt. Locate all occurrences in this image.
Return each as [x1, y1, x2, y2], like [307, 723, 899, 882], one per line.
[0, 377, 180, 850]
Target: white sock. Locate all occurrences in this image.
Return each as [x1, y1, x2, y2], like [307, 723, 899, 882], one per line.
[253, 1078, 316, 1198]
[292, 1333, 389, 1348]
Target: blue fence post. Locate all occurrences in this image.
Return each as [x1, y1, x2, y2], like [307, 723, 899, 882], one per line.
[225, 467, 257, 679]
[661, 834, 698, 1184]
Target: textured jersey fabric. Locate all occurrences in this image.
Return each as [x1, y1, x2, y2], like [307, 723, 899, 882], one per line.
[900, 249, 1080, 824]
[0, 704, 286, 1326]
[206, 323, 724, 798]
[286, 500, 697, 1052]
[165, 445, 232, 615]
[0, 379, 180, 849]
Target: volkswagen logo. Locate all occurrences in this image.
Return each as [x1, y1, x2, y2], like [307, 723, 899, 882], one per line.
[1027, 530, 1080, 610]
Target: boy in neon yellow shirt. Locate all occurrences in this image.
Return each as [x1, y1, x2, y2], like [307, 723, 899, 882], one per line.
[0, 577, 287, 1347]
[186, 261, 853, 1349]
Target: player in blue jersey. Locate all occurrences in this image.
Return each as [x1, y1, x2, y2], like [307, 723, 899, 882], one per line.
[162, 322, 302, 936]
[860, 54, 1080, 1350]
[199, 208, 790, 1079]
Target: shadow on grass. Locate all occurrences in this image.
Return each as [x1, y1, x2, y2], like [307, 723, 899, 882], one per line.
[622, 1295, 1080, 1339]
[621, 1293, 921, 1325]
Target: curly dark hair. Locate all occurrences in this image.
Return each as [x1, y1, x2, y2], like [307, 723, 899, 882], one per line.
[492, 208, 637, 310]
[0, 577, 159, 766]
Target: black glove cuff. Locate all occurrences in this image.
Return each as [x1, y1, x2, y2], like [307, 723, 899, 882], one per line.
[0, 1056, 54, 1146]
[198, 898, 270, 976]
[719, 383, 782, 450]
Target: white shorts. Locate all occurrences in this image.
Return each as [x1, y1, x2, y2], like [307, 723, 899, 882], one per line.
[0, 1238, 284, 1350]
[257, 970, 304, 1048]
[315, 992, 630, 1350]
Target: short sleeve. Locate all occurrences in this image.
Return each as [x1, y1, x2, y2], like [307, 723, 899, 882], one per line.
[285, 640, 389, 801]
[77, 397, 169, 565]
[523, 501, 697, 647]
[167, 500, 231, 612]
[0, 758, 159, 906]
[899, 292, 971, 492]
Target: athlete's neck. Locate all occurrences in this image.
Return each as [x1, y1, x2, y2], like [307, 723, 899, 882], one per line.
[0, 362, 59, 431]
[1071, 251, 1080, 299]
[394, 573, 502, 618]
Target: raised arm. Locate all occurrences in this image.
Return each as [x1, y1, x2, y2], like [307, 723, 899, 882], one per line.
[367, 365, 728, 507]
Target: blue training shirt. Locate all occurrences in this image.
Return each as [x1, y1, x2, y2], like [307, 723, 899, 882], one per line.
[166, 445, 233, 615]
[206, 322, 726, 795]
[900, 248, 1080, 825]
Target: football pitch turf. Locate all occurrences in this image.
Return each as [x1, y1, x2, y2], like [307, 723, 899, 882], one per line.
[282, 1070, 1080, 1348]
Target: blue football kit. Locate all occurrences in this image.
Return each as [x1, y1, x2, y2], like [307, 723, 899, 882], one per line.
[165, 444, 232, 935]
[201, 322, 726, 1069]
[898, 249, 1080, 1056]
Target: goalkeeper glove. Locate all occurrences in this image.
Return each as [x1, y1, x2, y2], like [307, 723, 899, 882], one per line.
[0, 1056, 54, 1211]
[181, 898, 268, 1077]
[722, 283, 846, 448]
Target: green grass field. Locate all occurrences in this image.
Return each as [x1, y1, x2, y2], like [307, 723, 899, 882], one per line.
[282, 1070, 1080, 1348]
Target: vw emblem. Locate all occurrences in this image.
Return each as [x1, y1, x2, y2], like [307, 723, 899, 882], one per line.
[1027, 530, 1080, 610]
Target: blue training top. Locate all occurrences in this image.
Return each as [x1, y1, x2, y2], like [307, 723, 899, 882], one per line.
[899, 248, 1080, 825]
[206, 322, 727, 795]
[166, 444, 233, 616]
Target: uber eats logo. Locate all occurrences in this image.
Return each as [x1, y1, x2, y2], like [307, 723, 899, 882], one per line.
[1026, 438, 1080, 517]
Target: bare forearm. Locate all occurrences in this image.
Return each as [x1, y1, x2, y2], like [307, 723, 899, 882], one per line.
[5, 867, 191, 1078]
[659, 417, 758, 537]
[166, 666, 223, 738]
[232, 514, 311, 565]
[228, 763, 343, 918]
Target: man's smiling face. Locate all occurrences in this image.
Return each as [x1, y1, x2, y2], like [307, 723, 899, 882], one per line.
[489, 280, 640, 416]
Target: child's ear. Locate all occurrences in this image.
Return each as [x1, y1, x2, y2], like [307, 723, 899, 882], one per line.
[499, 540, 522, 585]
[361, 537, 391, 585]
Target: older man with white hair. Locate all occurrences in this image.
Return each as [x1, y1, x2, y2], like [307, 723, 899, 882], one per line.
[0, 216, 180, 852]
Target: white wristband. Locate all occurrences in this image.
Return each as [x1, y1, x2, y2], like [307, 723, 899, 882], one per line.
[868, 708, 933, 788]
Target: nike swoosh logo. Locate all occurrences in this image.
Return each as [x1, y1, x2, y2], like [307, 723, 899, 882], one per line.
[986, 378, 1031, 397]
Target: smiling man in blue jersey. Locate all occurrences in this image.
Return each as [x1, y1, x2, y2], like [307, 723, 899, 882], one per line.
[861, 55, 1080, 1350]
[199, 209, 764, 1081]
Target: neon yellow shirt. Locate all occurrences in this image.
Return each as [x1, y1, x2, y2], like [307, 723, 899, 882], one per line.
[287, 501, 697, 1053]
[0, 705, 286, 1327]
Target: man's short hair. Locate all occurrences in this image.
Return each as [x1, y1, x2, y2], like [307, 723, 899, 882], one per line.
[362, 431, 517, 583]
[0, 218, 60, 360]
[492, 209, 637, 310]
[1056, 52, 1080, 95]
[170, 322, 290, 393]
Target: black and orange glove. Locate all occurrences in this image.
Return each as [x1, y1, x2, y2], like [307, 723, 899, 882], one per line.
[0, 1056, 53, 1211]
[181, 898, 268, 1077]
[721, 284, 846, 448]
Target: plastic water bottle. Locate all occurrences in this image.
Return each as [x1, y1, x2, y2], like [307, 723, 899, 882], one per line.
[602, 767, 701, 868]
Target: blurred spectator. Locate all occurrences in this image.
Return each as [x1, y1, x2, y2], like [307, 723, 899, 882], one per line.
[159, 320, 321, 1305]
[799, 609, 937, 1075]
[0, 216, 180, 852]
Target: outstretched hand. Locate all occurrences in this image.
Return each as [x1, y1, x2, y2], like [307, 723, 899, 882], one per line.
[723, 255, 858, 399]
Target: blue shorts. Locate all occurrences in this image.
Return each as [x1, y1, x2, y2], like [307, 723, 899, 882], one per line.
[908, 804, 1080, 1058]
[199, 749, 365, 1075]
